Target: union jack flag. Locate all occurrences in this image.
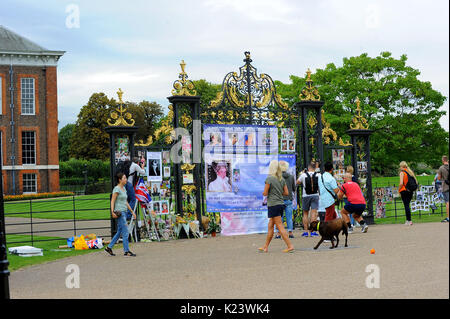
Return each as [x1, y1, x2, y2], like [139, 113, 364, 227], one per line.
[135, 177, 152, 207]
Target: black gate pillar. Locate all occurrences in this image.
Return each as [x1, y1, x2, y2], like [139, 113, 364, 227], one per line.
[347, 97, 374, 225]
[294, 69, 324, 171]
[0, 146, 10, 299]
[105, 89, 139, 236]
[167, 60, 203, 229]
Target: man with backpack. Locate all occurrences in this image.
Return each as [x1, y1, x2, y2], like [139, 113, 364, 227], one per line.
[438, 155, 449, 223]
[297, 162, 320, 237]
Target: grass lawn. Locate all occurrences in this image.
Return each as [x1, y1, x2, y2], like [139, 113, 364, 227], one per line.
[4, 193, 110, 220]
[371, 175, 434, 188]
[5, 234, 105, 272]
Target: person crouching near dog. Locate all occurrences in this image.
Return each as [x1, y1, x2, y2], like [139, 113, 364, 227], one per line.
[337, 173, 368, 233]
[105, 172, 137, 257]
[258, 160, 295, 253]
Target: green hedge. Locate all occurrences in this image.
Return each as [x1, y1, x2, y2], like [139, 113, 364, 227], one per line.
[59, 159, 110, 181]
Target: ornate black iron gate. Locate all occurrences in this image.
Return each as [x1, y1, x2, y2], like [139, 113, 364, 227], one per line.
[168, 52, 327, 230]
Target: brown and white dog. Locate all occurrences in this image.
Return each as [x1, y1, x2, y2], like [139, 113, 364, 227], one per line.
[309, 219, 348, 250]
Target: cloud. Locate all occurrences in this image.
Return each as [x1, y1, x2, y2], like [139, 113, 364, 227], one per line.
[6, 0, 443, 130]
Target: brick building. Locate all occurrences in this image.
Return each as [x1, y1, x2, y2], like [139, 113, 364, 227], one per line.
[0, 25, 65, 195]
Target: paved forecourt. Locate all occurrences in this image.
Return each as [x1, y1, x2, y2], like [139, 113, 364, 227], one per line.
[9, 222, 449, 299]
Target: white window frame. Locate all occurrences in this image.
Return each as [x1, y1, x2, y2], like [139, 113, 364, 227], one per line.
[21, 131, 36, 165]
[22, 173, 37, 194]
[21, 77, 35, 115]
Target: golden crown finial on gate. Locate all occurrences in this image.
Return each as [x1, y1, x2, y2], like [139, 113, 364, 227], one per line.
[107, 88, 135, 127]
[172, 60, 197, 96]
[299, 68, 320, 101]
[349, 97, 369, 130]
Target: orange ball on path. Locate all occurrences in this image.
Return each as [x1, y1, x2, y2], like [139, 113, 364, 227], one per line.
[370, 249, 375, 254]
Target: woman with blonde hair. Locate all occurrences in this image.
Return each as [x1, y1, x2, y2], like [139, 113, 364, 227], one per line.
[258, 160, 294, 253]
[399, 161, 417, 226]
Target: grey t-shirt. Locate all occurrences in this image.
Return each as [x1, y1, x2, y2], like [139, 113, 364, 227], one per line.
[438, 164, 449, 192]
[113, 185, 128, 212]
[265, 175, 286, 207]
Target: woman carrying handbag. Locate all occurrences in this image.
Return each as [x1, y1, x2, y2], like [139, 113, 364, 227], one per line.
[105, 172, 137, 257]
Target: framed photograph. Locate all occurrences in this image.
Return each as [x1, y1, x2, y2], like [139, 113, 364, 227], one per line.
[357, 161, 367, 173]
[332, 149, 345, 169]
[162, 151, 170, 165]
[160, 200, 169, 214]
[182, 135, 192, 163]
[281, 139, 288, 152]
[288, 139, 295, 153]
[206, 160, 232, 192]
[411, 201, 417, 212]
[147, 152, 162, 182]
[150, 182, 161, 197]
[152, 201, 161, 214]
[183, 173, 193, 184]
[115, 136, 130, 164]
[416, 191, 424, 202]
[232, 169, 240, 183]
[163, 166, 171, 178]
[281, 128, 295, 140]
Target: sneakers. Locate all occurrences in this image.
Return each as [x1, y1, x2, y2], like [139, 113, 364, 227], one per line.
[324, 240, 331, 243]
[301, 232, 309, 237]
[361, 225, 368, 233]
[105, 247, 115, 256]
[289, 234, 295, 238]
[310, 232, 319, 237]
[124, 251, 136, 257]
[405, 221, 413, 226]
[348, 227, 354, 234]
[275, 234, 281, 239]
[441, 218, 449, 223]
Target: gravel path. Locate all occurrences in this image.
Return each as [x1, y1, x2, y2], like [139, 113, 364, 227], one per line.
[9, 222, 449, 299]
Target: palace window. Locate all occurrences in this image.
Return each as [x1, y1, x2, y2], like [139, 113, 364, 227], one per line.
[22, 173, 37, 193]
[21, 77, 35, 115]
[22, 131, 36, 164]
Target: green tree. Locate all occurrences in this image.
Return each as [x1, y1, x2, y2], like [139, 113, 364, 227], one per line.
[276, 52, 448, 174]
[69, 93, 114, 160]
[58, 123, 75, 161]
[192, 79, 221, 109]
[126, 100, 164, 142]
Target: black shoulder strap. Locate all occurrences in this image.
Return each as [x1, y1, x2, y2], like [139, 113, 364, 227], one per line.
[321, 174, 337, 199]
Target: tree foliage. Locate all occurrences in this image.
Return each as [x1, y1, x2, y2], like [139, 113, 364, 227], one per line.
[192, 79, 221, 109]
[58, 123, 75, 161]
[69, 93, 164, 160]
[126, 100, 164, 142]
[276, 52, 448, 174]
[69, 93, 113, 160]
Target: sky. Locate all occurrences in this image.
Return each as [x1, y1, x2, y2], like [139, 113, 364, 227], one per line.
[1, 0, 449, 131]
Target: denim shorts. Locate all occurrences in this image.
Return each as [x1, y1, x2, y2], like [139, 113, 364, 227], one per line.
[268, 204, 285, 218]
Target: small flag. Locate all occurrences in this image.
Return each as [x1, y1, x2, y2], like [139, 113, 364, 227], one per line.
[135, 177, 151, 207]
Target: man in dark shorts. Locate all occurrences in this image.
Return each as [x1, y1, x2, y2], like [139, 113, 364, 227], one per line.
[337, 173, 368, 233]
